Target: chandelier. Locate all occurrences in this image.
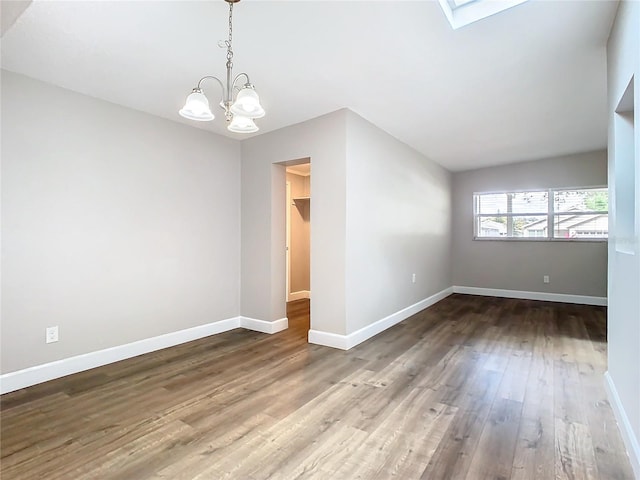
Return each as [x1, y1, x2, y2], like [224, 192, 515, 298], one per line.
[179, 0, 265, 133]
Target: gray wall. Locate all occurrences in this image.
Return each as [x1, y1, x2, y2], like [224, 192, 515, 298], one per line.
[241, 110, 348, 334]
[345, 111, 451, 334]
[606, 1, 640, 475]
[241, 109, 452, 338]
[452, 150, 608, 297]
[1, 71, 241, 373]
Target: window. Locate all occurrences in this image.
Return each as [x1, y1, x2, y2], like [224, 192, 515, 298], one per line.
[474, 187, 608, 241]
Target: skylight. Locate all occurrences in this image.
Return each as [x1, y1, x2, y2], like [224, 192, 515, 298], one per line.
[449, 0, 478, 8]
[438, 0, 530, 29]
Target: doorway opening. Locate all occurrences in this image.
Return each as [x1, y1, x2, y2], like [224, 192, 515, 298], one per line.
[285, 161, 311, 334]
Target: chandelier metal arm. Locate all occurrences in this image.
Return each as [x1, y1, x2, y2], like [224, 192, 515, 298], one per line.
[232, 72, 252, 91]
[195, 75, 227, 107]
[196, 75, 225, 92]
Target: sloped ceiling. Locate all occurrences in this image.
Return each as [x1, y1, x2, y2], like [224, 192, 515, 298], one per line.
[1, 0, 618, 171]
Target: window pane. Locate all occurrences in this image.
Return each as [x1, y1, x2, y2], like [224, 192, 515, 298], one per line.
[477, 215, 547, 238]
[476, 191, 548, 215]
[477, 193, 507, 215]
[477, 216, 508, 237]
[554, 188, 608, 213]
[553, 213, 608, 239]
[510, 191, 548, 214]
[518, 215, 549, 237]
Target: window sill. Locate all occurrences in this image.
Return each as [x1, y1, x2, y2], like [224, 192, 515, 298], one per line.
[472, 237, 608, 243]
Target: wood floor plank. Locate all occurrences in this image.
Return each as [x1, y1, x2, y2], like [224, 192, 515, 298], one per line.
[1, 295, 635, 480]
[466, 397, 523, 480]
[420, 367, 505, 479]
[340, 391, 457, 479]
[510, 310, 556, 480]
[555, 417, 599, 480]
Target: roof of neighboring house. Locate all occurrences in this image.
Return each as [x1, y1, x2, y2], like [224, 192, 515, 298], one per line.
[522, 217, 547, 230]
[522, 213, 607, 231]
[480, 219, 507, 232]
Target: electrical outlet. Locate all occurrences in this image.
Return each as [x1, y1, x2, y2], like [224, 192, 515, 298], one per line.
[412, 273, 416, 284]
[46, 326, 59, 344]
[543, 275, 550, 284]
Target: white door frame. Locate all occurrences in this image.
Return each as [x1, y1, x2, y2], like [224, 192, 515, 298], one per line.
[286, 181, 291, 302]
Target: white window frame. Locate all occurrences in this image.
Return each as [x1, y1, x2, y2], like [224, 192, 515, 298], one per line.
[473, 186, 608, 242]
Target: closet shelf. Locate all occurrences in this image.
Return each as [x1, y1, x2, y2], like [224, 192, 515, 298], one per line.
[293, 196, 310, 203]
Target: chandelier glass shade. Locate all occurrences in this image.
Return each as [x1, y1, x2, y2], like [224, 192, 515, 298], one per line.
[230, 85, 265, 119]
[179, 89, 215, 121]
[228, 114, 259, 133]
[179, 0, 264, 132]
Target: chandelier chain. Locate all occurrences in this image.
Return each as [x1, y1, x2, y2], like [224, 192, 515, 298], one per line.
[226, 1, 234, 67]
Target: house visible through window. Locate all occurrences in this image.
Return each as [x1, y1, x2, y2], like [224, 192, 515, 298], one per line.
[474, 187, 608, 240]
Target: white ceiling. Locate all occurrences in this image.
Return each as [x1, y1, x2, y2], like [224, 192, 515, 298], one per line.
[1, 0, 618, 171]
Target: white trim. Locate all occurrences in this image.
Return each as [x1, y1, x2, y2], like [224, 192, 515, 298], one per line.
[604, 371, 640, 479]
[240, 316, 288, 334]
[0, 317, 241, 395]
[346, 287, 453, 349]
[452, 286, 607, 306]
[308, 330, 349, 350]
[288, 290, 310, 301]
[286, 181, 291, 302]
[308, 287, 454, 351]
[0, 315, 292, 394]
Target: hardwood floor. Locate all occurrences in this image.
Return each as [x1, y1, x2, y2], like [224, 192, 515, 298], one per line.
[1, 295, 634, 479]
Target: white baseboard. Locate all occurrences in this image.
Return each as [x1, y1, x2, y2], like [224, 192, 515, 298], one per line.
[0, 316, 241, 395]
[452, 286, 607, 306]
[240, 316, 288, 334]
[288, 290, 310, 301]
[604, 372, 640, 479]
[0, 314, 290, 395]
[308, 287, 453, 351]
[308, 329, 349, 350]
